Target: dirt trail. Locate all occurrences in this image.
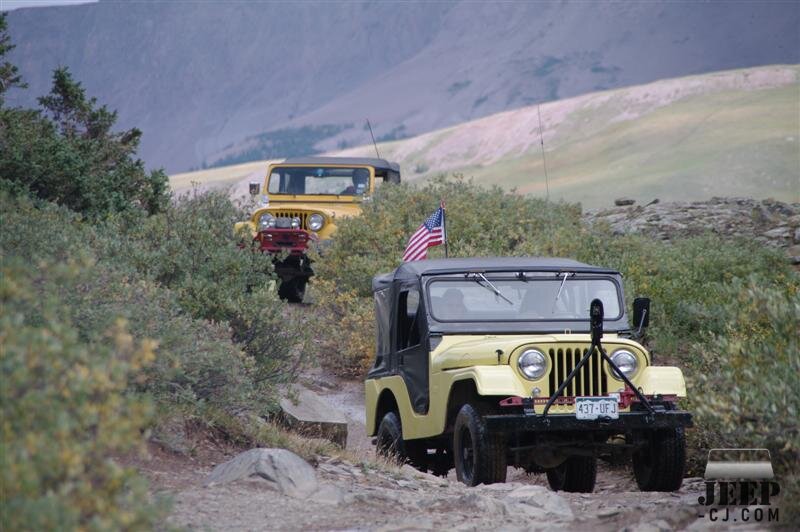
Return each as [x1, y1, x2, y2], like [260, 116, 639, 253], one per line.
[133, 367, 738, 531]
[127, 303, 741, 530]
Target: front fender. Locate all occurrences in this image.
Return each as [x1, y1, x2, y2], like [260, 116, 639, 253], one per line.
[634, 366, 687, 397]
[444, 365, 529, 397]
[234, 221, 257, 238]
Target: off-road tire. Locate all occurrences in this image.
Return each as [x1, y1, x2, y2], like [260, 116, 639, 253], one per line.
[633, 427, 686, 492]
[546, 456, 597, 493]
[376, 411, 408, 461]
[278, 277, 307, 303]
[453, 404, 507, 486]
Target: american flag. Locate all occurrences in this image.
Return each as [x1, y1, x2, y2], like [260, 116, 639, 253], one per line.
[402, 203, 446, 261]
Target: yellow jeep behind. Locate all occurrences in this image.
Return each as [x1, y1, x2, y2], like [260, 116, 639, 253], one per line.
[235, 157, 401, 301]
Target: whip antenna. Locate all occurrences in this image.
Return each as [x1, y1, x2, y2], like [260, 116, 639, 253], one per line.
[537, 104, 550, 202]
[365, 119, 381, 159]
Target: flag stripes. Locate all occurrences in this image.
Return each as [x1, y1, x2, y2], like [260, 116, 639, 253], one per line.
[402, 205, 446, 262]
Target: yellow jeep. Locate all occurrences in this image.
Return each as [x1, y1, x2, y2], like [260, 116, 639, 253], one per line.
[365, 257, 692, 492]
[236, 157, 401, 302]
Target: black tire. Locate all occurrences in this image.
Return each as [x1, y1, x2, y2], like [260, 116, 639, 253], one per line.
[633, 427, 686, 492]
[278, 277, 307, 303]
[452, 404, 507, 486]
[376, 411, 406, 460]
[546, 456, 597, 493]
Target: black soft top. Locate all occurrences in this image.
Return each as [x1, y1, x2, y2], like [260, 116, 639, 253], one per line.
[372, 257, 630, 334]
[372, 257, 618, 291]
[280, 156, 400, 173]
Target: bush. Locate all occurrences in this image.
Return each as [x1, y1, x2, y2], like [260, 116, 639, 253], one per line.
[0, 65, 169, 218]
[694, 280, 799, 521]
[314, 175, 582, 297]
[0, 258, 162, 530]
[0, 190, 303, 416]
[312, 279, 375, 378]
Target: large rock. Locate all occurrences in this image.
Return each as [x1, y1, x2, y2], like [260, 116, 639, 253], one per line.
[504, 484, 575, 520]
[280, 385, 348, 447]
[205, 448, 317, 498]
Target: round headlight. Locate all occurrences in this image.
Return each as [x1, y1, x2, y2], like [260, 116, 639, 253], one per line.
[291, 217, 301, 229]
[258, 213, 276, 230]
[518, 349, 547, 380]
[308, 213, 324, 231]
[610, 350, 638, 379]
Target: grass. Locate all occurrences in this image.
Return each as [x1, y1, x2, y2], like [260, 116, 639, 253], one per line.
[474, 84, 800, 206]
[175, 65, 800, 208]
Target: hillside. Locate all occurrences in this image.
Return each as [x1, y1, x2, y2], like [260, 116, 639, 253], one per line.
[171, 65, 800, 208]
[7, 1, 799, 173]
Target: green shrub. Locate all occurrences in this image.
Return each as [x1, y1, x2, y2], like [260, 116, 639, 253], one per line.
[0, 190, 301, 416]
[694, 280, 799, 521]
[0, 259, 162, 531]
[314, 175, 582, 297]
[0, 65, 168, 218]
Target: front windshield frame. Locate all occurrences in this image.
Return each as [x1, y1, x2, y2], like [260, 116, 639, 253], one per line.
[424, 274, 625, 323]
[266, 165, 374, 197]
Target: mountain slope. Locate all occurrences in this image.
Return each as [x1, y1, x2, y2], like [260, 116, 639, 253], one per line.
[172, 65, 800, 208]
[7, 1, 799, 173]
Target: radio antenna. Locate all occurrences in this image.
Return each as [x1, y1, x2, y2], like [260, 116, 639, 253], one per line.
[537, 104, 550, 202]
[365, 119, 381, 159]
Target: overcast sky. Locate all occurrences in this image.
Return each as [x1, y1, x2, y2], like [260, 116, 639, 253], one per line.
[2, 0, 96, 11]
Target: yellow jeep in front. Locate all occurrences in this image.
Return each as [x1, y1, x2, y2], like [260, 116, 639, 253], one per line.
[365, 257, 692, 492]
[236, 156, 401, 302]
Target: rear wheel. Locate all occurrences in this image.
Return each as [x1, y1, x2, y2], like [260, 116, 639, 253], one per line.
[633, 427, 686, 492]
[452, 404, 507, 486]
[546, 456, 597, 493]
[278, 276, 307, 303]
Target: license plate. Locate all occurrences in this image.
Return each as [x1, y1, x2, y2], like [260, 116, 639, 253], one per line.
[575, 396, 619, 420]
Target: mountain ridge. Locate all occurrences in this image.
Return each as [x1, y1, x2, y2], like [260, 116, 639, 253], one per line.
[172, 65, 800, 208]
[7, 1, 799, 172]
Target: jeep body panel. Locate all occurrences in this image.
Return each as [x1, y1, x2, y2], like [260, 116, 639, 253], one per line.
[365, 333, 686, 440]
[241, 157, 401, 241]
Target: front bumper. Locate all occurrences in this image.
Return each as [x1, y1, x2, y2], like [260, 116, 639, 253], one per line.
[257, 228, 316, 255]
[484, 409, 693, 433]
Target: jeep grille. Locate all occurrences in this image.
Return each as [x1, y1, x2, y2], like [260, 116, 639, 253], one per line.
[269, 210, 309, 230]
[548, 347, 608, 397]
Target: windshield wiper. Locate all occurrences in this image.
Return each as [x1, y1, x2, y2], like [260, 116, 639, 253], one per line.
[554, 272, 570, 303]
[552, 272, 574, 313]
[472, 273, 513, 305]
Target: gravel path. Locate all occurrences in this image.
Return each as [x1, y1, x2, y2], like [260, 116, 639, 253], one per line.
[132, 369, 740, 531]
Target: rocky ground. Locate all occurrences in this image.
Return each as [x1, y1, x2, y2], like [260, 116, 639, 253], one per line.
[132, 369, 752, 531]
[584, 197, 800, 263]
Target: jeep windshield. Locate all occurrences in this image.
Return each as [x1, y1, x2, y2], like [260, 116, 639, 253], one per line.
[427, 276, 622, 322]
[268, 166, 371, 196]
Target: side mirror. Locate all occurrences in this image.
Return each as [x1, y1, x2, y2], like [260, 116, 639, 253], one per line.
[249, 182, 260, 196]
[633, 297, 651, 331]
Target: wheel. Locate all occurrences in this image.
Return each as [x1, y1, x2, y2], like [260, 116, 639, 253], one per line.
[278, 276, 307, 303]
[633, 427, 686, 492]
[376, 411, 405, 460]
[546, 456, 597, 493]
[452, 404, 507, 486]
